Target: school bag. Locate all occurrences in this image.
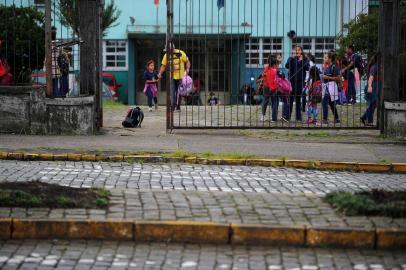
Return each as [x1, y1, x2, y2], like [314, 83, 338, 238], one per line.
[275, 70, 292, 94]
[0, 59, 6, 77]
[310, 81, 323, 103]
[177, 75, 193, 96]
[353, 54, 365, 77]
[122, 107, 144, 128]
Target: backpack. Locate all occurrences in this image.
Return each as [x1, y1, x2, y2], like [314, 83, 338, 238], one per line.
[178, 75, 193, 96]
[122, 107, 144, 128]
[275, 70, 292, 94]
[0, 58, 6, 77]
[310, 81, 323, 103]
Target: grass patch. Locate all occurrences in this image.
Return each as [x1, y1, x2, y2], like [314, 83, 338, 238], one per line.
[324, 189, 406, 218]
[164, 150, 195, 159]
[164, 150, 259, 160]
[103, 100, 127, 109]
[304, 131, 331, 138]
[0, 181, 110, 209]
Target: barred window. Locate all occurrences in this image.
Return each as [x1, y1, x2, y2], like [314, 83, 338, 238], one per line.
[103, 40, 128, 71]
[246, 38, 283, 67]
[293, 37, 336, 64]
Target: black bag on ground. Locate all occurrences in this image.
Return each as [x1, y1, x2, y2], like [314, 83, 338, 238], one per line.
[122, 107, 144, 128]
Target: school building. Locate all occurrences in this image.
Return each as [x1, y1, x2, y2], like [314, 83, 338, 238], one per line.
[3, 0, 368, 104]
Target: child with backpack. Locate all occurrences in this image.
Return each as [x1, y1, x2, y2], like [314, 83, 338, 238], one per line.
[261, 54, 279, 122]
[143, 60, 159, 112]
[306, 66, 322, 124]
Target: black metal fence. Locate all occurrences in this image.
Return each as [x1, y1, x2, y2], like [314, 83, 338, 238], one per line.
[0, 0, 101, 99]
[165, 0, 387, 129]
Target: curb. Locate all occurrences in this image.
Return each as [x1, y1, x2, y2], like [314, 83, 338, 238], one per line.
[1, 218, 406, 249]
[0, 151, 404, 173]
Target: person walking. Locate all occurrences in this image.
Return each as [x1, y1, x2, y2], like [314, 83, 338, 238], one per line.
[341, 45, 362, 104]
[143, 60, 159, 112]
[261, 54, 279, 122]
[361, 54, 379, 126]
[158, 43, 190, 111]
[285, 46, 309, 122]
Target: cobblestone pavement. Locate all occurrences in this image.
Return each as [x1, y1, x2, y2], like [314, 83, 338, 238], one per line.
[0, 240, 405, 270]
[2, 189, 406, 229]
[1, 161, 406, 195]
[1, 160, 406, 229]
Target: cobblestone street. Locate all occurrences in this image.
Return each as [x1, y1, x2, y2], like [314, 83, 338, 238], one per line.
[0, 240, 406, 270]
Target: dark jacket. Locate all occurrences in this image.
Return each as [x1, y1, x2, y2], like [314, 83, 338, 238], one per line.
[285, 56, 309, 84]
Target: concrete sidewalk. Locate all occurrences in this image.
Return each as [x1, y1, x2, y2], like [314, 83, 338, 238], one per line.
[1, 106, 406, 163]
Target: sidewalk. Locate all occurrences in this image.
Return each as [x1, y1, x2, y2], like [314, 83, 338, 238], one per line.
[0, 106, 406, 163]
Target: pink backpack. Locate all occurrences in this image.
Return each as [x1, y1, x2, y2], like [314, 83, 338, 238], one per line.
[178, 75, 193, 96]
[275, 70, 292, 94]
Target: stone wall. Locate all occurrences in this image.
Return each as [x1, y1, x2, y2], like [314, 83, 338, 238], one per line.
[384, 102, 406, 140]
[0, 86, 95, 135]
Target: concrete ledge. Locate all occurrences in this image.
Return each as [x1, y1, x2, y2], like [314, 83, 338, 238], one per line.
[306, 227, 375, 248]
[231, 224, 305, 245]
[0, 151, 405, 174]
[135, 221, 229, 244]
[12, 219, 133, 240]
[376, 228, 406, 249]
[0, 218, 11, 239]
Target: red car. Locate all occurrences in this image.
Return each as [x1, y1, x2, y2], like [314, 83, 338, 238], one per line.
[102, 73, 122, 100]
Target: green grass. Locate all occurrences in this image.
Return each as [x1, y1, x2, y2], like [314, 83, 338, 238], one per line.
[103, 100, 127, 109]
[304, 131, 331, 138]
[96, 198, 109, 208]
[324, 190, 406, 218]
[0, 190, 42, 208]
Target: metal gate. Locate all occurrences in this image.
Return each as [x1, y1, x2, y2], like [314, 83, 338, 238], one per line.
[164, 0, 396, 130]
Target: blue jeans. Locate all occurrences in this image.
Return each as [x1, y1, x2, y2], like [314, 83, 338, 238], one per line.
[280, 94, 290, 120]
[262, 89, 279, 121]
[362, 100, 376, 124]
[60, 75, 69, 96]
[322, 93, 339, 121]
[346, 71, 356, 103]
[172, 79, 181, 109]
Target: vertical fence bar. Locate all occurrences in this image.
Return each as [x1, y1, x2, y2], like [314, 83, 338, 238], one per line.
[166, 0, 173, 131]
[45, 0, 52, 97]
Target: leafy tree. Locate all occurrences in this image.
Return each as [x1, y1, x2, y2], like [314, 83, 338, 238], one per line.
[57, 0, 121, 37]
[0, 5, 45, 83]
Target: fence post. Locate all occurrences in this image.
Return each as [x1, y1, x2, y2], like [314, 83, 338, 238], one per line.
[166, 0, 174, 131]
[378, 0, 400, 133]
[44, 0, 52, 97]
[78, 0, 102, 129]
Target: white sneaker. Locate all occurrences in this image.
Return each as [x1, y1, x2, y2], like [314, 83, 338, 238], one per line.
[260, 115, 266, 122]
[149, 107, 152, 112]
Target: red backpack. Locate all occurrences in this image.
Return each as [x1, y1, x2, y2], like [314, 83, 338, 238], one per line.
[310, 80, 323, 103]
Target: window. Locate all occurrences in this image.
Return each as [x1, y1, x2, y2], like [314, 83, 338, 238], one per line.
[246, 38, 283, 67]
[103, 40, 128, 71]
[293, 37, 336, 64]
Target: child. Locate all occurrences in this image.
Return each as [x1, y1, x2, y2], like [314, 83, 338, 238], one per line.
[306, 66, 322, 124]
[207, 92, 219, 106]
[321, 52, 341, 124]
[143, 60, 159, 112]
[341, 58, 356, 104]
[261, 54, 279, 122]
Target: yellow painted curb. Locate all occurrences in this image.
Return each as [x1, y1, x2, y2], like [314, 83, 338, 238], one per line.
[185, 157, 197, 164]
[376, 228, 406, 248]
[220, 159, 246, 166]
[246, 159, 284, 167]
[316, 161, 359, 171]
[286, 160, 314, 169]
[23, 153, 39, 161]
[67, 153, 82, 161]
[163, 157, 185, 163]
[38, 153, 54, 161]
[134, 221, 229, 244]
[82, 154, 97, 162]
[108, 155, 124, 162]
[306, 227, 375, 248]
[53, 154, 68, 161]
[7, 152, 24, 160]
[0, 151, 8, 159]
[231, 224, 305, 245]
[358, 163, 392, 173]
[12, 219, 133, 240]
[0, 218, 11, 239]
[95, 155, 109, 161]
[195, 158, 209, 165]
[392, 163, 406, 173]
